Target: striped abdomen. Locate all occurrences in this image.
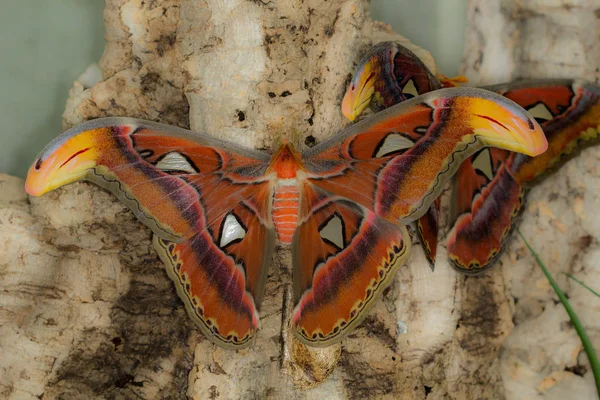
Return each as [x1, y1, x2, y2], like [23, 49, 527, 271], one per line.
[272, 185, 299, 244]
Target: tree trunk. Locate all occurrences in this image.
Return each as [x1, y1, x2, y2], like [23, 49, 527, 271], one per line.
[1, 0, 598, 399]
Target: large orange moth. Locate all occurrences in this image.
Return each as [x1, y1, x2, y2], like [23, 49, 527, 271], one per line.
[26, 87, 546, 347]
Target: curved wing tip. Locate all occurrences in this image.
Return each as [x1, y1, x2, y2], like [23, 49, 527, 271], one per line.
[24, 180, 41, 197]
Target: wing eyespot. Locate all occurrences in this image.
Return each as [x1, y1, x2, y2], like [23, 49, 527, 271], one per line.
[526, 102, 554, 124]
[155, 151, 199, 174]
[401, 79, 419, 98]
[372, 133, 414, 158]
[318, 212, 346, 250]
[219, 213, 247, 248]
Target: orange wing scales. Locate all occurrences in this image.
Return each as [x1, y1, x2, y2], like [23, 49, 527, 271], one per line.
[503, 82, 600, 184]
[312, 93, 542, 226]
[340, 41, 445, 267]
[447, 157, 525, 272]
[416, 197, 440, 268]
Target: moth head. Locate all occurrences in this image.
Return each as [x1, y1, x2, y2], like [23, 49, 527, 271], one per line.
[268, 141, 304, 179]
[25, 126, 104, 196]
[342, 43, 395, 121]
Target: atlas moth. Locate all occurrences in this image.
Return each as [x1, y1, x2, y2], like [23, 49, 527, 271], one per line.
[26, 67, 551, 348]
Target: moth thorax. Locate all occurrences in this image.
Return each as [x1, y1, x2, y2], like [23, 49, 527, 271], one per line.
[272, 183, 299, 244]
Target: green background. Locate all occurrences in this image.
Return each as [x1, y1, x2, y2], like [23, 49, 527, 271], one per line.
[0, 0, 466, 177]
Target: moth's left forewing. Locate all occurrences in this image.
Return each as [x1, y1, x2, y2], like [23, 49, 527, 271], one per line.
[291, 182, 410, 346]
[304, 88, 546, 226]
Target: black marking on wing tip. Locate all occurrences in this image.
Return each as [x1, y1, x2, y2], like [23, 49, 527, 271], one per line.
[527, 118, 536, 130]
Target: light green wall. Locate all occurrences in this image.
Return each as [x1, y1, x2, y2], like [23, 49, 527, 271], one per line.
[0, 0, 104, 178]
[372, 0, 467, 76]
[0, 0, 466, 178]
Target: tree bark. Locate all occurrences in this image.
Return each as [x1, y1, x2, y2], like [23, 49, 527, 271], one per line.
[1, 0, 598, 399]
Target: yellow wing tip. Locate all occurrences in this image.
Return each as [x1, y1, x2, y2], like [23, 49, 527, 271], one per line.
[467, 96, 548, 157]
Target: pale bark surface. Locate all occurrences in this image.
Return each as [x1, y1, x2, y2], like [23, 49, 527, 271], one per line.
[0, 0, 598, 399]
[462, 1, 600, 399]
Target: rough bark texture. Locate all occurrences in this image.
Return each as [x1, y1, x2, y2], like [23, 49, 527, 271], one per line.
[462, 1, 600, 399]
[0, 0, 598, 399]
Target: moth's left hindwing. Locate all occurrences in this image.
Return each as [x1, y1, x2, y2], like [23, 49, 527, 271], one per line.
[291, 184, 410, 346]
[25, 118, 276, 348]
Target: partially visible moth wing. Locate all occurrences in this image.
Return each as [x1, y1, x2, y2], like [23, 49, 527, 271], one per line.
[25, 118, 276, 348]
[447, 148, 525, 272]
[306, 87, 547, 227]
[448, 80, 600, 273]
[341, 41, 442, 120]
[490, 79, 600, 183]
[341, 40, 444, 269]
[416, 197, 441, 267]
[291, 182, 410, 346]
